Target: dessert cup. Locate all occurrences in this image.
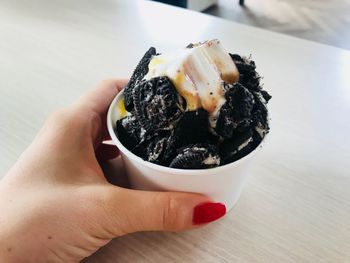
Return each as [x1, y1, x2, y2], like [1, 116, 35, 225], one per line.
[107, 90, 267, 211]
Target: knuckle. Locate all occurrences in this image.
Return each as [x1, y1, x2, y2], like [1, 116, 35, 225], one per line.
[75, 186, 123, 237]
[101, 78, 113, 84]
[99, 79, 126, 92]
[100, 79, 116, 88]
[102, 188, 130, 236]
[161, 195, 181, 231]
[87, 109, 102, 128]
[48, 106, 100, 131]
[47, 107, 72, 124]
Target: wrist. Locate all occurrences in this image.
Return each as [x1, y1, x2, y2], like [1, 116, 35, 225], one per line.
[0, 185, 54, 263]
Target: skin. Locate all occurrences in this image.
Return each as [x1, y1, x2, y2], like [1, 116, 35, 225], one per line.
[0, 79, 214, 263]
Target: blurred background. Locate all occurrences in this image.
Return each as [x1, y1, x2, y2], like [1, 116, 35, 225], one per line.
[153, 0, 350, 50]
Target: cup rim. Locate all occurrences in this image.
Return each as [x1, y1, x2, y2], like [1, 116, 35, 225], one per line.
[107, 89, 267, 176]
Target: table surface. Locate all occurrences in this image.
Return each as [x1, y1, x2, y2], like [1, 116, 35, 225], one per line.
[1, 0, 350, 262]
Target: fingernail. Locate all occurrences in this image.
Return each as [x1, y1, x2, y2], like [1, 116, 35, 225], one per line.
[192, 202, 226, 225]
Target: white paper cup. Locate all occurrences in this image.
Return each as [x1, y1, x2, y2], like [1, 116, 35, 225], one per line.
[107, 90, 266, 211]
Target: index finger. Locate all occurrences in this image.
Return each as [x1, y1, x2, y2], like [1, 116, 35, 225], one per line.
[76, 79, 128, 117]
[74, 79, 128, 147]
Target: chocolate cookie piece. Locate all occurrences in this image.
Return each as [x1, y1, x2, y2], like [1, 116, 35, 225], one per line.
[174, 109, 210, 146]
[230, 53, 261, 92]
[133, 76, 185, 132]
[260, 89, 272, 103]
[169, 143, 220, 169]
[215, 83, 255, 138]
[124, 47, 157, 111]
[116, 115, 142, 150]
[162, 132, 181, 165]
[128, 130, 177, 165]
[220, 129, 254, 165]
[130, 129, 157, 160]
[251, 91, 269, 138]
[146, 131, 177, 166]
[131, 138, 149, 160]
[147, 133, 169, 164]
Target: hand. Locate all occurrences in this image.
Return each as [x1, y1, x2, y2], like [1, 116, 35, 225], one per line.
[0, 79, 226, 263]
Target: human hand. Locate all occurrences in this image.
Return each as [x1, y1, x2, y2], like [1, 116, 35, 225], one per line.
[0, 79, 226, 263]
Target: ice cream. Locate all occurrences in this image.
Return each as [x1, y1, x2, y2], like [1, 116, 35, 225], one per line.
[145, 40, 239, 114]
[117, 40, 271, 169]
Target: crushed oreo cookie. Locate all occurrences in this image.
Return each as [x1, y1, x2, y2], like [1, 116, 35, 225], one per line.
[220, 129, 254, 165]
[174, 109, 209, 146]
[115, 44, 271, 169]
[169, 143, 220, 169]
[133, 76, 185, 132]
[124, 47, 157, 111]
[115, 115, 142, 150]
[215, 83, 255, 138]
[145, 131, 177, 166]
[230, 53, 261, 92]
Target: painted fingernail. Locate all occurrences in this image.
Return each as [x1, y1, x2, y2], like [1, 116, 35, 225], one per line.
[192, 202, 226, 225]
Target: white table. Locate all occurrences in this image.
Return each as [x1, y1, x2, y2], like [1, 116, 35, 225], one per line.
[1, 0, 350, 262]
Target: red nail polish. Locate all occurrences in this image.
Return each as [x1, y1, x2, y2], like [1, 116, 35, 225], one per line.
[192, 202, 226, 225]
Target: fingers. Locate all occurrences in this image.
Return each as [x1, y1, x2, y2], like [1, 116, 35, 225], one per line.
[103, 187, 226, 234]
[35, 79, 127, 155]
[73, 79, 128, 147]
[99, 157, 130, 188]
[95, 143, 120, 161]
[76, 79, 128, 117]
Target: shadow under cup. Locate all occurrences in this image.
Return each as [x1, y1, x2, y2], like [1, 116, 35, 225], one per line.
[107, 90, 266, 211]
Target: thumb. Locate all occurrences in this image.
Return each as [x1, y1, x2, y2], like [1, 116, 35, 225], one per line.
[104, 187, 226, 234]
